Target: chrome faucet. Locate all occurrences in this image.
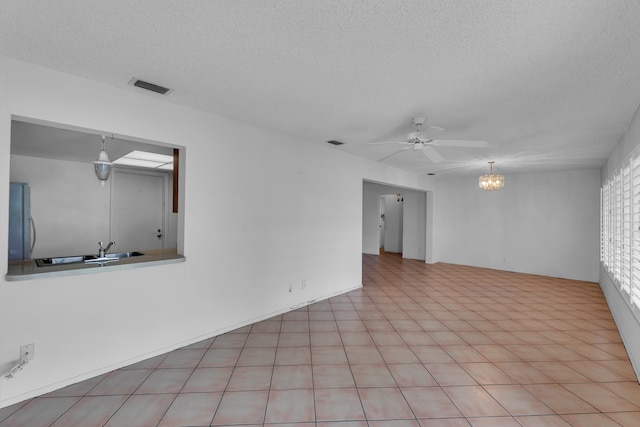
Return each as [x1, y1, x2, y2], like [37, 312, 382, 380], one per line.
[98, 241, 115, 258]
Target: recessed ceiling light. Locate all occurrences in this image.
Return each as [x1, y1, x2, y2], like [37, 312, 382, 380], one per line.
[113, 150, 173, 170]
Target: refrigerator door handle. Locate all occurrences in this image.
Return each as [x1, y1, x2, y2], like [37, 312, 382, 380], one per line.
[29, 216, 36, 258]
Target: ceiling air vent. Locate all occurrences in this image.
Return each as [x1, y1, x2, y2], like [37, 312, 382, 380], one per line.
[129, 78, 171, 95]
[327, 140, 344, 146]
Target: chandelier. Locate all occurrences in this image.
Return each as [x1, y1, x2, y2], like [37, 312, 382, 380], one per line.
[479, 161, 505, 191]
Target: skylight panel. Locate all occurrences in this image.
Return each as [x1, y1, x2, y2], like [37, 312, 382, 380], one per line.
[112, 150, 174, 170]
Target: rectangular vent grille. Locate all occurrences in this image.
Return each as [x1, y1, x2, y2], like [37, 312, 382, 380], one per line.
[327, 140, 344, 146]
[130, 78, 171, 95]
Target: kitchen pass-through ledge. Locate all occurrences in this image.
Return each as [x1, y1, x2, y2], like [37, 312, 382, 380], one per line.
[5, 248, 185, 281]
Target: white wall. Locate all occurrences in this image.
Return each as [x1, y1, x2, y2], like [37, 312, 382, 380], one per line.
[402, 191, 426, 261]
[600, 103, 640, 380]
[434, 169, 601, 282]
[362, 183, 382, 255]
[0, 56, 434, 407]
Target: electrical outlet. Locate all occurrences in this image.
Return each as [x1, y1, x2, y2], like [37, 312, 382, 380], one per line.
[20, 344, 34, 361]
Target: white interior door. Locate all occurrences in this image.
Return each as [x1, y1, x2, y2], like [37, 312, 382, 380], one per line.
[383, 194, 403, 253]
[378, 196, 386, 250]
[111, 170, 164, 253]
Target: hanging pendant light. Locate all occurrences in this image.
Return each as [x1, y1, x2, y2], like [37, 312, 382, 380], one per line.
[93, 136, 112, 186]
[479, 161, 505, 191]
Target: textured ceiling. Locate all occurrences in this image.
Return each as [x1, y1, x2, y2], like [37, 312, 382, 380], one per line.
[2, 0, 640, 177]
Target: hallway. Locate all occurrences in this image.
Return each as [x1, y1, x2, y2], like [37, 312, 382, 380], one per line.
[1, 253, 639, 426]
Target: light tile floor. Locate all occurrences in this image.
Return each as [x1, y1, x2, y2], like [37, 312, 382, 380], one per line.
[1, 253, 640, 426]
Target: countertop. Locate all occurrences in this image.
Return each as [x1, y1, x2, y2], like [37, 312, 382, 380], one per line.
[5, 248, 185, 281]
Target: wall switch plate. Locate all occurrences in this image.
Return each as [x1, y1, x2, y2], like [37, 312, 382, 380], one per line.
[20, 344, 34, 360]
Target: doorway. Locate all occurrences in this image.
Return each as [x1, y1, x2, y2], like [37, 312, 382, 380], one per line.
[362, 181, 430, 262]
[379, 194, 404, 254]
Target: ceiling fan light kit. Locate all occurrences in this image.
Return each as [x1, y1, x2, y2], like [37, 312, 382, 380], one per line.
[479, 161, 505, 191]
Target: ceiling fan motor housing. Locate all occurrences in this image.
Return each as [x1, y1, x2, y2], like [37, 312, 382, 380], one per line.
[412, 117, 426, 127]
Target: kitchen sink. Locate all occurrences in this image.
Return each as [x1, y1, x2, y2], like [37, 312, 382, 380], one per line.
[35, 251, 144, 267]
[106, 251, 145, 259]
[35, 256, 88, 266]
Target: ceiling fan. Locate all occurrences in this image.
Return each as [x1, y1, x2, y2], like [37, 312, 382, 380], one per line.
[368, 117, 488, 163]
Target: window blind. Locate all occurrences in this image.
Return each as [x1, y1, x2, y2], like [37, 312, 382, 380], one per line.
[614, 170, 622, 284]
[601, 149, 640, 319]
[622, 163, 632, 294]
[632, 154, 640, 309]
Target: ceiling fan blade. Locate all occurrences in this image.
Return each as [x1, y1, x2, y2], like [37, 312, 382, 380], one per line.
[378, 147, 410, 162]
[421, 146, 444, 163]
[426, 125, 446, 132]
[432, 139, 488, 148]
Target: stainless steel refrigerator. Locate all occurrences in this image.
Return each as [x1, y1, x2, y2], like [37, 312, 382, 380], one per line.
[9, 182, 35, 260]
